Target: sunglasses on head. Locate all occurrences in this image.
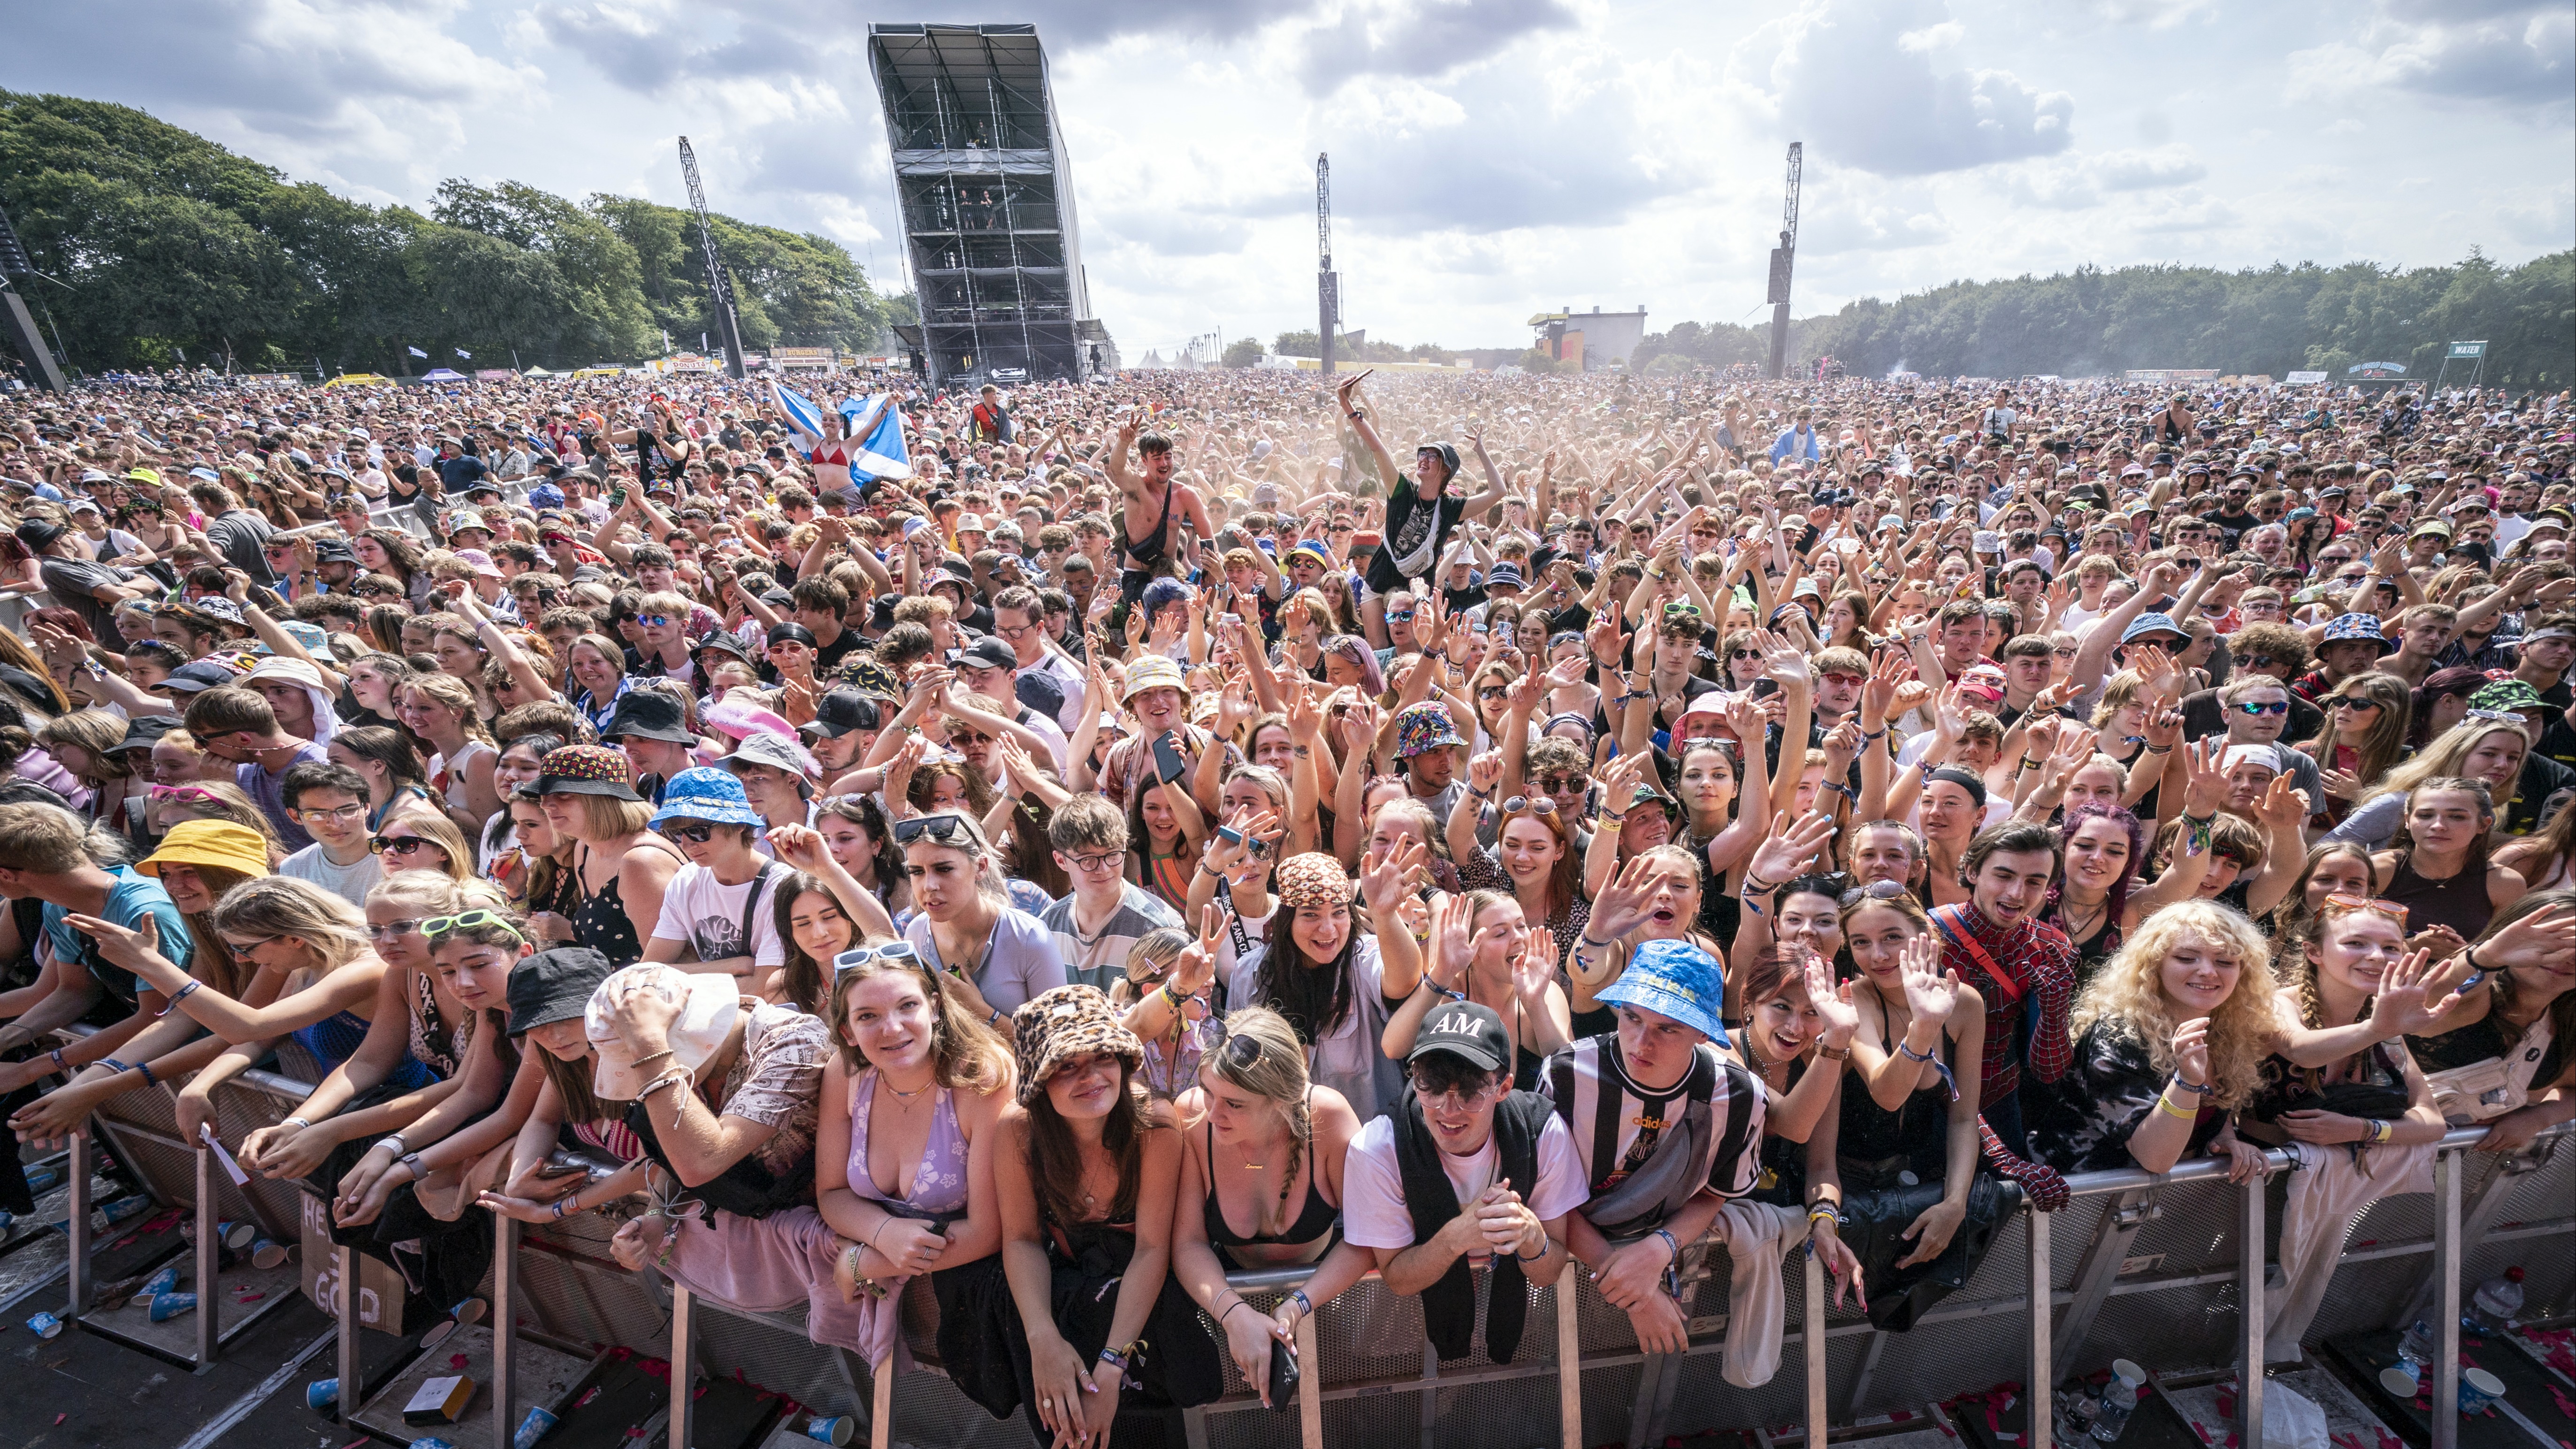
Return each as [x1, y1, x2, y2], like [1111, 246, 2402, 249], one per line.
[894, 812, 976, 845]
[1195, 1014, 1267, 1067]
[373, 834, 438, 856]
[833, 941, 923, 973]
[2321, 893, 2408, 921]
[421, 909, 523, 943]
[149, 783, 220, 803]
[1839, 880, 1912, 909]
[1500, 795, 1559, 816]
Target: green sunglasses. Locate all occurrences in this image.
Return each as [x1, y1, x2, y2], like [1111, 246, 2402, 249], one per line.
[421, 910, 525, 944]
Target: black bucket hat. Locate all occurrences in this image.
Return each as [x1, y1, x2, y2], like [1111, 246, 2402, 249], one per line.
[508, 946, 616, 1035]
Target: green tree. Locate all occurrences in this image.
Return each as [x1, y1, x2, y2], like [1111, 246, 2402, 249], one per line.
[1222, 337, 1265, 368]
[1273, 329, 1320, 357]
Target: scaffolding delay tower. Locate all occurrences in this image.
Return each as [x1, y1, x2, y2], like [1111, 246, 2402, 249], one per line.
[868, 24, 1116, 385]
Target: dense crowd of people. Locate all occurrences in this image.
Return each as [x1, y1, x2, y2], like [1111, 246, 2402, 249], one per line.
[0, 362, 2570, 1447]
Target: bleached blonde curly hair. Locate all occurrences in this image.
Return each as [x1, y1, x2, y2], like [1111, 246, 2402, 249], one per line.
[2070, 900, 2276, 1112]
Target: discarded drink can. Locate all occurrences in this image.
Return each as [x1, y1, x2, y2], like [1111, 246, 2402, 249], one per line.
[307, 1378, 339, 1411]
[410, 1438, 459, 1449]
[512, 1404, 559, 1449]
[90, 1195, 150, 1231]
[800, 1415, 854, 1446]
[27, 1310, 65, 1339]
[451, 1296, 488, 1326]
[24, 1167, 60, 1192]
[149, 1292, 198, 1323]
[250, 1238, 290, 1270]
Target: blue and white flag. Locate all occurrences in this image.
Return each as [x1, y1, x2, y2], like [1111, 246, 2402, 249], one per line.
[772, 381, 827, 442]
[407, 345, 428, 359]
[455, 348, 472, 360]
[840, 394, 912, 482]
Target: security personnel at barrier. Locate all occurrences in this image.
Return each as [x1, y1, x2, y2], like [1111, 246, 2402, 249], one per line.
[1339, 998, 1586, 1364]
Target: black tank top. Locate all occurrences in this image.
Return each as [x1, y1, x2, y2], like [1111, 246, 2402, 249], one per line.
[1837, 1005, 1955, 1190]
[2381, 854, 2494, 942]
[572, 841, 681, 968]
[1202, 1115, 1338, 1252]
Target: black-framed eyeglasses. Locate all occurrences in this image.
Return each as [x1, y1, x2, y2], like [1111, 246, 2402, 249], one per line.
[894, 812, 975, 845]
[1534, 774, 1584, 794]
[1063, 849, 1123, 874]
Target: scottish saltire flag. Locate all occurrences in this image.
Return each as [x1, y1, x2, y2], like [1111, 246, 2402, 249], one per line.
[772, 380, 827, 441]
[839, 394, 912, 481]
[407, 345, 428, 358]
[455, 348, 472, 359]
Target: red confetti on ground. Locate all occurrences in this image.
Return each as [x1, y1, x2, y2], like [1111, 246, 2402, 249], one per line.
[2547, 1384, 2576, 1419]
[1892, 1411, 1915, 1422]
[343, 1438, 371, 1449]
[576, 1388, 601, 1409]
[1935, 1421, 1958, 1438]
[450, 1353, 468, 1370]
[235, 1291, 264, 1303]
[54, 1414, 65, 1426]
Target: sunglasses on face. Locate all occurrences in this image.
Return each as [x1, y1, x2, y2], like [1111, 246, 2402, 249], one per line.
[373, 834, 439, 857]
[659, 821, 724, 845]
[2328, 695, 2381, 712]
[1410, 1075, 1505, 1112]
[1535, 775, 1584, 794]
[1728, 648, 1759, 660]
[224, 934, 280, 958]
[635, 614, 673, 628]
[366, 918, 425, 941]
[2232, 700, 2290, 715]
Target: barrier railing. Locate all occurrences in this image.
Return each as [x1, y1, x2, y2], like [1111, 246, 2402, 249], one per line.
[27, 1028, 2570, 1449]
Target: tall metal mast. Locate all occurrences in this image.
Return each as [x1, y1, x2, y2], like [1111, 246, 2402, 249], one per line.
[0, 204, 65, 392]
[1316, 153, 1337, 378]
[677, 137, 748, 381]
[1765, 141, 1802, 381]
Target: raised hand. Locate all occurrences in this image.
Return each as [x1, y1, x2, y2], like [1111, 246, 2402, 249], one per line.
[1803, 951, 1861, 1050]
[1898, 944, 1962, 1025]
[2177, 735, 2229, 818]
[1747, 811, 1837, 886]
[2171, 1016, 2213, 1089]
[1588, 854, 1660, 939]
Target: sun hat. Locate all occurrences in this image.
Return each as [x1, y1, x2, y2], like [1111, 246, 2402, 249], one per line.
[1121, 654, 1187, 702]
[2319, 612, 2395, 656]
[507, 946, 616, 1036]
[719, 730, 820, 783]
[1597, 939, 1729, 1044]
[649, 765, 764, 830]
[534, 744, 640, 801]
[1010, 985, 1144, 1106]
[597, 690, 695, 745]
[1393, 701, 1466, 758]
[136, 820, 271, 881]
[585, 964, 739, 1100]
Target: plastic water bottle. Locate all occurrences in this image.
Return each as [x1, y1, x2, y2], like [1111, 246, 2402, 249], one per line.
[2467, 1267, 2524, 1334]
[2091, 1363, 2144, 1443]
[2398, 1317, 2437, 1367]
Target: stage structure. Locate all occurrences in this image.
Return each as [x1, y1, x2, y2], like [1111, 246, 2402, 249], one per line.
[867, 23, 1116, 385]
[1766, 141, 1802, 380]
[676, 138, 748, 382]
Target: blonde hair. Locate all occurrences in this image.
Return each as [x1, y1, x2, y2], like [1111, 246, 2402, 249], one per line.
[212, 876, 372, 969]
[367, 866, 466, 916]
[377, 807, 475, 882]
[1201, 1006, 1315, 1238]
[2355, 720, 2526, 814]
[2071, 901, 2274, 1112]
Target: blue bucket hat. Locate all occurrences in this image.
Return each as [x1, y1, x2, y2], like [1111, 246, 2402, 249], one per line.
[649, 766, 765, 830]
[2319, 611, 2395, 656]
[527, 483, 566, 509]
[2119, 612, 2187, 646]
[1597, 939, 1729, 1045]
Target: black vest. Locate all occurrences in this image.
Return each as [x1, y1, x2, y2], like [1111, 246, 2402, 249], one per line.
[1390, 1087, 1552, 1363]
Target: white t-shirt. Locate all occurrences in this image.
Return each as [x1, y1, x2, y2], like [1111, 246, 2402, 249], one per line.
[650, 862, 790, 974]
[905, 906, 1065, 1019]
[281, 841, 384, 902]
[1341, 1111, 1591, 1256]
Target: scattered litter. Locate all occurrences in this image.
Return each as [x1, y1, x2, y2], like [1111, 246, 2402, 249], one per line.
[55, 1414, 66, 1425]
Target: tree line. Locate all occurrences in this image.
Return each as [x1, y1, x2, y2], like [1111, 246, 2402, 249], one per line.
[0, 92, 907, 376]
[1634, 253, 2574, 389]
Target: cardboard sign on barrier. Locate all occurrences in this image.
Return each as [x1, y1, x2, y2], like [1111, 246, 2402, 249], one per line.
[300, 1194, 407, 1329]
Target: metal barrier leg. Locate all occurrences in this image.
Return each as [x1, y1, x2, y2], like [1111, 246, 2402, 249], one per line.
[1417, 1340, 1438, 1449]
[870, 1347, 894, 1449]
[2431, 1150, 2461, 1449]
[335, 1241, 359, 1424]
[2027, 1203, 2051, 1449]
[492, 1215, 518, 1449]
[1295, 1304, 1324, 1449]
[335, 1237, 360, 1413]
[1556, 1280, 1582, 1449]
[668, 1283, 694, 1449]
[66, 1127, 91, 1316]
[195, 1143, 219, 1366]
[2233, 1170, 2265, 1448]
[1803, 1247, 1831, 1446]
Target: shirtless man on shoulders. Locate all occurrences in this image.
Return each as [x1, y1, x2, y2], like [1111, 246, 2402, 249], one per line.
[1106, 407, 1215, 605]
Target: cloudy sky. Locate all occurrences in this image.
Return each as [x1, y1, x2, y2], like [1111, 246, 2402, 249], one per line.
[7, 0, 2569, 360]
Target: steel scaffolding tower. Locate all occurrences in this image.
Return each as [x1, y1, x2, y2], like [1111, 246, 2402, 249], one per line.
[867, 23, 1116, 385]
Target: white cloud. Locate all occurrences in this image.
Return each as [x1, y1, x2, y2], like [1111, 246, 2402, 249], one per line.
[1734, 0, 2076, 177]
[2290, 2, 2573, 113]
[1295, 0, 1580, 94]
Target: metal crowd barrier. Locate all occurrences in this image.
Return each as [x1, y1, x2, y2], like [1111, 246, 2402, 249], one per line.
[33, 1027, 2573, 1449]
